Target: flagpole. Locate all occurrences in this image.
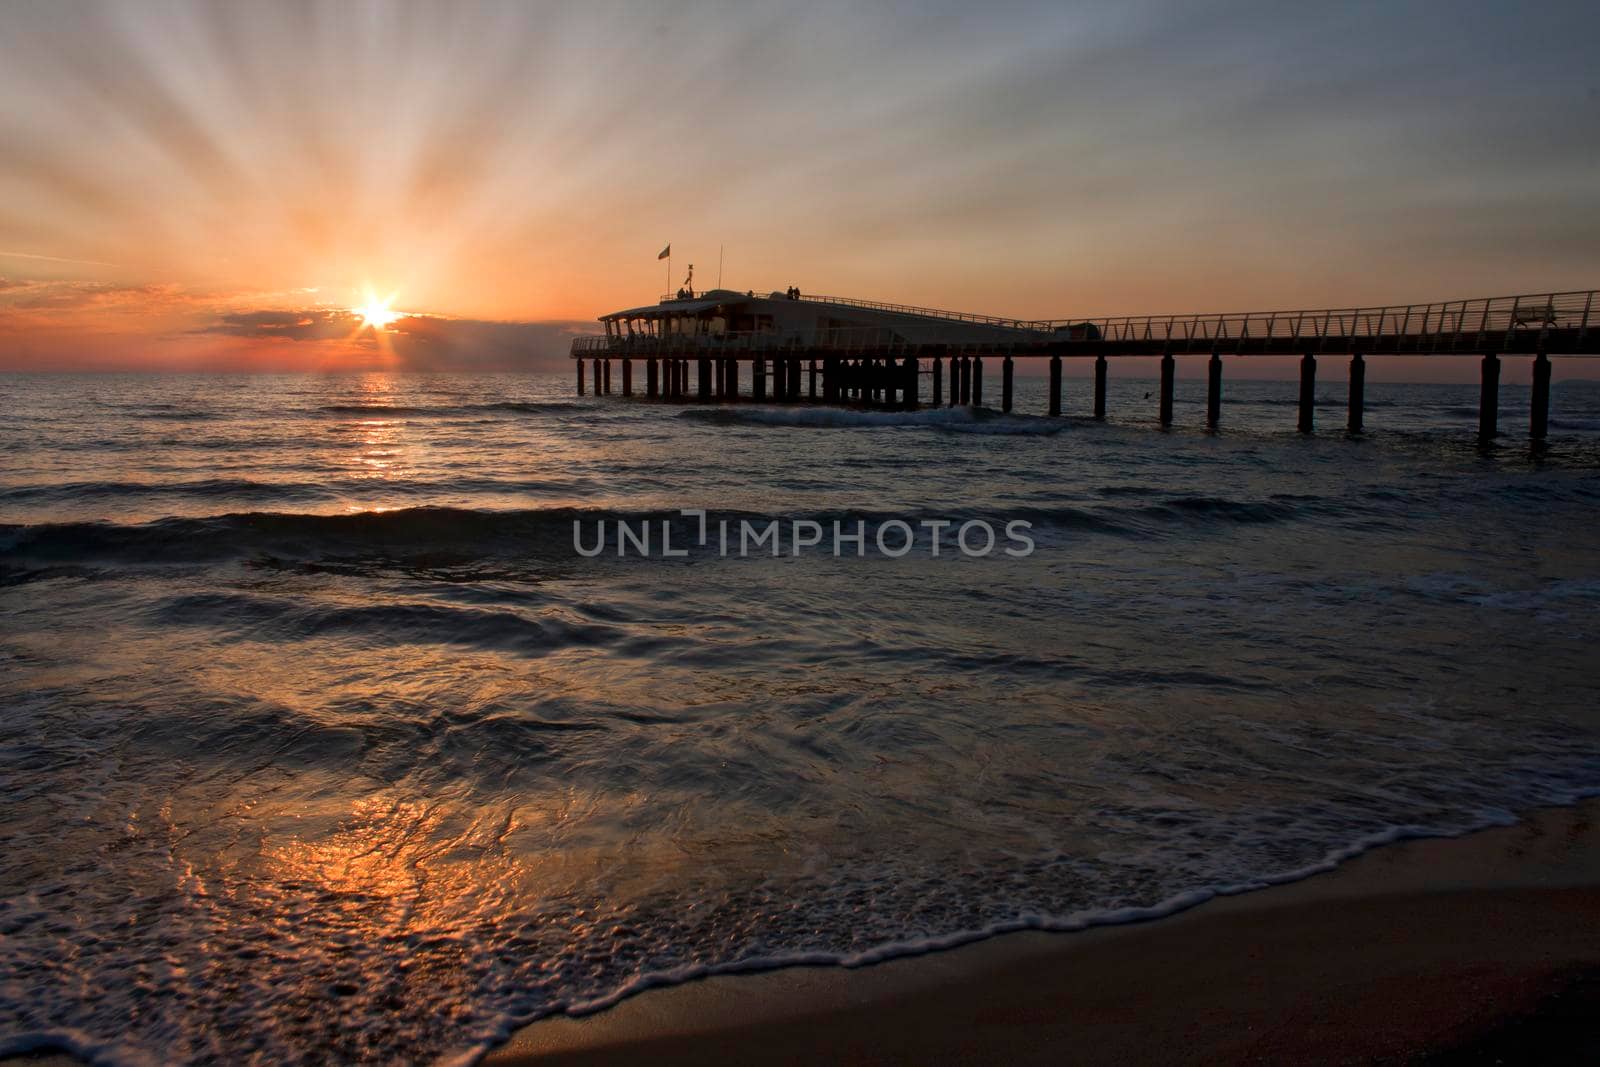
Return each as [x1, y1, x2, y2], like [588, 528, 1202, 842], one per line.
[717, 244, 724, 290]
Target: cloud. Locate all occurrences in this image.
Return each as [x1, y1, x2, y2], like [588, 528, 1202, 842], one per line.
[201, 308, 349, 341]
[190, 307, 594, 370]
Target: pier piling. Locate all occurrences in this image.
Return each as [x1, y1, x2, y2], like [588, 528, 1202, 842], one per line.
[973, 357, 984, 407]
[932, 355, 944, 407]
[1094, 356, 1107, 420]
[957, 357, 970, 406]
[1297, 354, 1315, 433]
[788, 358, 801, 402]
[1158, 353, 1174, 427]
[622, 359, 632, 397]
[1532, 352, 1551, 441]
[603, 359, 612, 396]
[1479, 353, 1500, 442]
[577, 359, 585, 396]
[1002, 357, 1014, 413]
[1048, 355, 1062, 416]
[647, 356, 658, 398]
[1348, 354, 1365, 433]
[754, 358, 767, 401]
[809, 360, 818, 401]
[1206, 351, 1222, 429]
[903, 356, 919, 409]
[697, 358, 711, 401]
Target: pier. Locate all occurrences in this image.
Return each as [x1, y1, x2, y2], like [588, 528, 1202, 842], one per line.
[572, 288, 1598, 440]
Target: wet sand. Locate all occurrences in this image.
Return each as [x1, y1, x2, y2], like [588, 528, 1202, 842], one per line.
[488, 800, 1600, 1066]
[6, 802, 1598, 1066]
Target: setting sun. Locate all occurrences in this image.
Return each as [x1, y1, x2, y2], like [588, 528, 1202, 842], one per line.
[355, 294, 400, 329]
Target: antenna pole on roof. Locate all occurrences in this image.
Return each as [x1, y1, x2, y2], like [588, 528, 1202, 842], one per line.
[718, 244, 724, 290]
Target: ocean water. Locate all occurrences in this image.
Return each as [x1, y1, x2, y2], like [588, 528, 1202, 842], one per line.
[3, 369, 1600, 1065]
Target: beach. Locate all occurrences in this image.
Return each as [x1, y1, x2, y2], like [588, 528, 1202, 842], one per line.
[493, 800, 1600, 1065]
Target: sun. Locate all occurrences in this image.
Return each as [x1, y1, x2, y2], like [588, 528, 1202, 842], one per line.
[354, 292, 401, 329]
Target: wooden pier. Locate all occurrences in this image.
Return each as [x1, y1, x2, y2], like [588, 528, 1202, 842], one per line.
[572, 288, 1598, 441]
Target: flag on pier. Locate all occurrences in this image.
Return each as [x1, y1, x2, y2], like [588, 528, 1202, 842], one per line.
[658, 244, 670, 260]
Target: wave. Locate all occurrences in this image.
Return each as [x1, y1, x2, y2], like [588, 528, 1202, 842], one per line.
[316, 400, 584, 417]
[0, 493, 1345, 577]
[0, 478, 334, 504]
[152, 591, 623, 654]
[678, 405, 1067, 435]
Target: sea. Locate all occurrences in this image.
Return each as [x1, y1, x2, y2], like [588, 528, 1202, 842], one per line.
[3, 369, 1600, 1065]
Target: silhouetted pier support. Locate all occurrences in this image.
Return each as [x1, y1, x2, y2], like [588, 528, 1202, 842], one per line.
[1347, 354, 1365, 433]
[809, 360, 818, 401]
[603, 359, 612, 395]
[753, 358, 767, 401]
[957, 357, 970, 405]
[973, 357, 984, 407]
[697, 358, 711, 401]
[646, 356, 658, 398]
[1158, 353, 1174, 427]
[903, 356, 919, 409]
[1048, 355, 1062, 416]
[788, 358, 801, 402]
[1297, 354, 1315, 433]
[577, 359, 586, 396]
[1206, 352, 1222, 429]
[1479, 353, 1500, 442]
[592, 358, 602, 395]
[932, 355, 944, 406]
[1001, 357, 1014, 413]
[1531, 352, 1551, 441]
[1094, 356, 1107, 420]
[622, 359, 633, 397]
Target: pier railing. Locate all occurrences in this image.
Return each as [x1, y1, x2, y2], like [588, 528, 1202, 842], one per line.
[1044, 290, 1594, 352]
[580, 289, 1596, 358]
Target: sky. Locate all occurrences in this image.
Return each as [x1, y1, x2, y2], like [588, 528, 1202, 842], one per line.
[0, 0, 1596, 376]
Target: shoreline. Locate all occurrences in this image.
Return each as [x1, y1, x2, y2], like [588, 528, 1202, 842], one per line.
[6, 800, 1598, 1066]
[485, 798, 1600, 1065]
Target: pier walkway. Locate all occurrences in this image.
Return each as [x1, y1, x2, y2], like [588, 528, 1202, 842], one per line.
[570, 288, 1598, 440]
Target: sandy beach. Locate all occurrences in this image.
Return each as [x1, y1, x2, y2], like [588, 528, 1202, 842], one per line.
[487, 799, 1600, 1066]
